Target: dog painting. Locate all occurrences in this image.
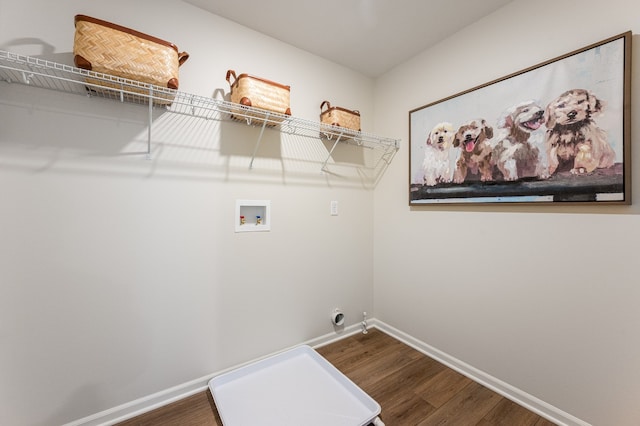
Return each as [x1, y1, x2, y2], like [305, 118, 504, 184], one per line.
[544, 89, 616, 175]
[422, 122, 457, 186]
[452, 119, 494, 183]
[409, 31, 629, 205]
[493, 100, 548, 180]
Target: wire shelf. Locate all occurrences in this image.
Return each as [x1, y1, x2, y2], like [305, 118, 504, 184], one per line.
[0, 50, 400, 169]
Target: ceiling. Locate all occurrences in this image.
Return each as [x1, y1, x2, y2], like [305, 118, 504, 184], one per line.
[184, 0, 515, 77]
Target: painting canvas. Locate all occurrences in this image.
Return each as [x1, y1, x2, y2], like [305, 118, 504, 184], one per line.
[409, 32, 631, 205]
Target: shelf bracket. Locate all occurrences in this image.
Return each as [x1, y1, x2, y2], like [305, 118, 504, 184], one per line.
[188, 94, 196, 116]
[381, 149, 395, 165]
[321, 131, 344, 172]
[146, 86, 153, 159]
[249, 113, 270, 169]
[21, 71, 33, 84]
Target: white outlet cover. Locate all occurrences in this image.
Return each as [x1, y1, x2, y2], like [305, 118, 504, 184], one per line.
[330, 200, 338, 216]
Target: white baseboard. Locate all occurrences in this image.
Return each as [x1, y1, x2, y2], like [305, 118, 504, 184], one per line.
[62, 323, 365, 426]
[372, 319, 591, 426]
[64, 320, 589, 426]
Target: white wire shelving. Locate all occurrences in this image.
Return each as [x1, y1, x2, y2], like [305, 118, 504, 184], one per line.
[0, 50, 400, 171]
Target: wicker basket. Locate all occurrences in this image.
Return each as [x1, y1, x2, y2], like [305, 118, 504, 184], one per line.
[226, 70, 291, 125]
[320, 101, 361, 132]
[73, 14, 189, 104]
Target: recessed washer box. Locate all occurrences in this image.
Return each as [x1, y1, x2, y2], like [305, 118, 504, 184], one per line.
[235, 200, 271, 232]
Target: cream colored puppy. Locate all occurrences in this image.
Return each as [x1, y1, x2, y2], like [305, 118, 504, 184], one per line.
[422, 122, 457, 186]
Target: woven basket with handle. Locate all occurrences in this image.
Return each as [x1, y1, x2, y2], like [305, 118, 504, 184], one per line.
[73, 14, 189, 104]
[320, 101, 361, 132]
[226, 70, 291, 124]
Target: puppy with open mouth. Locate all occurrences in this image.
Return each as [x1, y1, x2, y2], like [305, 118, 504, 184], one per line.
[493, 100, 548, 181]
[452, 118, 494, 183]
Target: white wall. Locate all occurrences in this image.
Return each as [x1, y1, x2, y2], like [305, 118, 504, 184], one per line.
[0, 1, 378, 425]
[373, 1, 640, 426]
[4, 0, 640, 425]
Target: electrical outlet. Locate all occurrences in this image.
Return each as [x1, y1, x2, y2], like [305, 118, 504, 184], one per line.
[330, 200, 338, 216]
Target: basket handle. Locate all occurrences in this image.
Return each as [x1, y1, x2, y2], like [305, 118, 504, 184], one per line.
[178, 52, 189, 66]
[320, 100, 331, 112]
[226, 70, 237, 86]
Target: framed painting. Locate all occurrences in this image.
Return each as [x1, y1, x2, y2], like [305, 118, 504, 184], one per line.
[409, 31, 631, 205]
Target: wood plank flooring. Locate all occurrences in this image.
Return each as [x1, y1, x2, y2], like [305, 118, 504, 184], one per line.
[116, 329, 557, 425]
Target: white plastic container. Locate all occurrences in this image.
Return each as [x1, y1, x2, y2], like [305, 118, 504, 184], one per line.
[208, 345, 381, 426]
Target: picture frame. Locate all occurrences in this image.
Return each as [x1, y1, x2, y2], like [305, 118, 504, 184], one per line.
[409, 31, 632, 205]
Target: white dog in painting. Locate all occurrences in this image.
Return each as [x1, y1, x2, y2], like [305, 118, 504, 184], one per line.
[422, 122, 458, 186]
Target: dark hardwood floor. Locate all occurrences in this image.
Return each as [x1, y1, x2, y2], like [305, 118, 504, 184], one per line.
[116, 329, 557, 425]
